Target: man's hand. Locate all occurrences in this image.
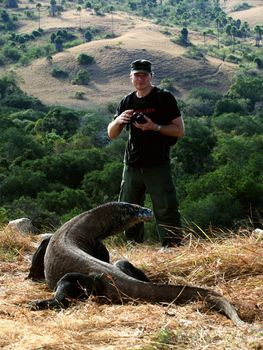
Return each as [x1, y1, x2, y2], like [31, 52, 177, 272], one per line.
[133, 115, 157, 131]
[115, 109, 134, 125]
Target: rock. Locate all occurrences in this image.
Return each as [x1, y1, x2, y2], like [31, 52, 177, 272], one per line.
[7, 218, 33, 235]
[251, 228, 263, 240]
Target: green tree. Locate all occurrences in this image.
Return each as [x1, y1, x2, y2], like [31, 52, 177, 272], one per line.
[37, 188, 90, 215]
[254, 25, 262, 46]
[228, 72, 263, 109]
[82, 161, 123, 205]
[76, 6, 82, 29]
[54, 35, 63, 52]
[215, 17, 220, 48]
[41, 108, 80, 138]
[172, 117, 216, 175]
[77, 53, 94, 65]
[84, 30, 92, 42]
[50, 0, 57, 17]
[2, 127, 44, 164]
[73, 70, 90, 85]
[36, 3, 42, 29]
[180, 27, 189, 46]
[0, 167, 48, 200]
[5, 0, 18, 8]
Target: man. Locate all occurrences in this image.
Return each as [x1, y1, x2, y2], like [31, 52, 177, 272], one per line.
[107, 59, 185, 247]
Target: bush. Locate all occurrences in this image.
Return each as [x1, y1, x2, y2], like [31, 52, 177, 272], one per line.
[159, 78, 175, 91]
[2, 93, 43, 109]
[107, 101, 118, 114]
[51, 68, 69, 79]
[0, 207, 8, 226]
[181, 192, 243, 229]
[214, 98, 247, 115]
[0, 54, 5, 66]
[2, 45, 21, 62]
[84, 30, 92, 42]
[184, 46, 205, 60]
[77, 53, 94, 65]
[254, 57, 263, 69]
[74, 91, 85, 99]
[189, 88, 222, 101]
[226, 54, 241, 64]
[72, 70, 90, 85]
[63, 39, 84, 49]
[233, 3, 251, 11]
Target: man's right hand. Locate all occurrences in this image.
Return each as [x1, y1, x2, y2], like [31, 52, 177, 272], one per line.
[116, 109, 134, 125]
[108, 110, 134, 139]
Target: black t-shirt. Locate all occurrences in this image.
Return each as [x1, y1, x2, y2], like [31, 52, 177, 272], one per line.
[116, 86, 181, 168]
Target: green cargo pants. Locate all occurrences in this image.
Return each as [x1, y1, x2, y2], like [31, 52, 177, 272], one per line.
[119, 164, 182, 246]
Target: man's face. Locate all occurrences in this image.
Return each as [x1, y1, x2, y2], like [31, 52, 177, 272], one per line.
[130, 72, 152, 90]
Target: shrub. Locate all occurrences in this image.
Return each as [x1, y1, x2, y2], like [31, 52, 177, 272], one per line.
[181, 192, 243, 229]
[51, 68, 69, 79]
[84, 30, 92, 42]
[184, 46, 205, 60]
[2, 93, 43, 109]
[2, 45, 21, 62]
[214, 98, 247, 115]
[77, 53, 94, 65]
[107, 101, 118, 114]
[63, 39, 84, 49]
[0, 54, 5, 66]
[32, 30, 41, 38]
[190, 88, 221, 101]
[72, 70, 90, 85]
[254, 57, 263, 69]
[0, 207, 8, 226]
[18, 55, 30, 66]
[226, 54, 241, 64]
[74, 91, 85, 99]
[233, 3, 251, 11]
[159, 78, 175, 91]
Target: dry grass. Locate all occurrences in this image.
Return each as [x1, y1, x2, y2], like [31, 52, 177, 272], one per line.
[222, 0, 263, 27]
[0, 227, 263, 350]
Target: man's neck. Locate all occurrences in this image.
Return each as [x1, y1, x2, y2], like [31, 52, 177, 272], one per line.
[136, 85, 154, 98]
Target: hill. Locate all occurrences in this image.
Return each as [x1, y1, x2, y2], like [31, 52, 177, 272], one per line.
[222, 0, 263, 27]
[12, 6, 237, 110]
[0, 0, 261, 109]
[17, 20, 236, 109]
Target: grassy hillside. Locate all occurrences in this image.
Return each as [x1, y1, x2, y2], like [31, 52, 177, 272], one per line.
[16, 18, 236, 109]
[223, 0, 263, 27]
[0, 0, 261, 109]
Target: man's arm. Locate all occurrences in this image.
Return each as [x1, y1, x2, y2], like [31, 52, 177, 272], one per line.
[107, 109, 134, 139]
[158, 116, 185, 138]
[134, 115, 185, 138]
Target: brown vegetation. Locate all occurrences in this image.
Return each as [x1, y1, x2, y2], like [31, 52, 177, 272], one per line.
[0, 227, 263, 349]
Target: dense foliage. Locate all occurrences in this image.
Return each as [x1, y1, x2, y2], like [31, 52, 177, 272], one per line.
[0, 0, 262, 238]
[0, 70, 262, 236]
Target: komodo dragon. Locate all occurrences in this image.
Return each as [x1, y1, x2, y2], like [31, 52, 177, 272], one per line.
[28, 201, 245, 327]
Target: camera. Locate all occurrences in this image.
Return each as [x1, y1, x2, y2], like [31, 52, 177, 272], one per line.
[130, 112, 147, 124]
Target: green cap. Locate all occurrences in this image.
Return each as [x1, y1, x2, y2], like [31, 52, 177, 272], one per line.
[130, 59, 152, 74]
